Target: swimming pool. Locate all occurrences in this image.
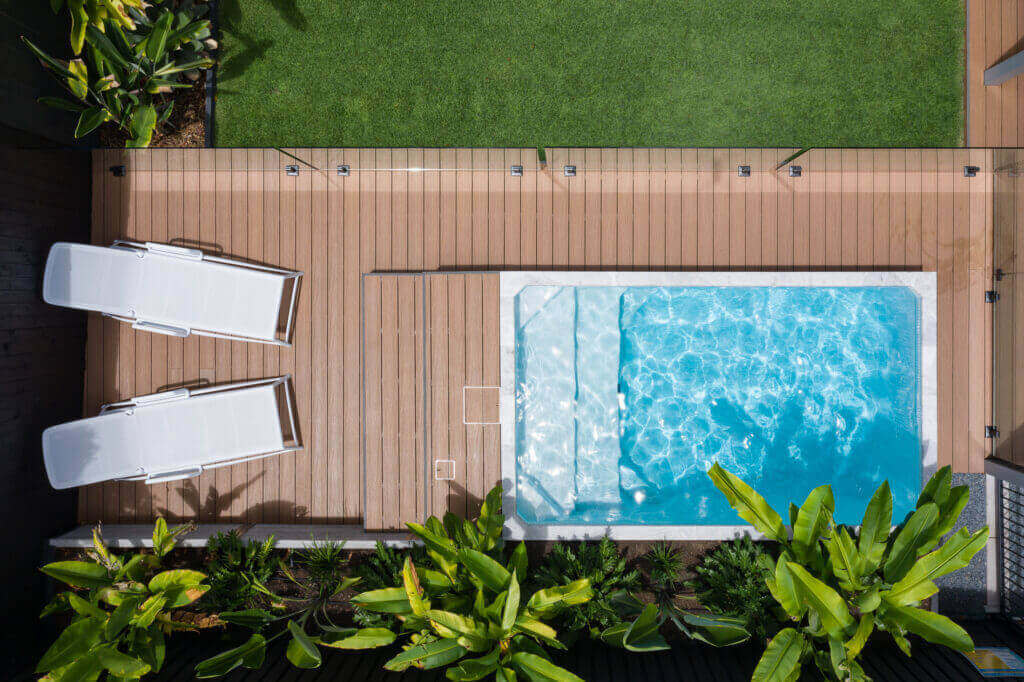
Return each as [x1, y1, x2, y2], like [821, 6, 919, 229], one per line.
[499, 272, 937, 540]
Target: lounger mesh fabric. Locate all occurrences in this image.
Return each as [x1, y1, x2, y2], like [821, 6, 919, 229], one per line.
[42, 385, 286, 489]
[43, 243, 287, 341]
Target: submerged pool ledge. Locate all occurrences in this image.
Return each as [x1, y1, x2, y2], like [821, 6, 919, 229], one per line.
[499, 271, 938, 542]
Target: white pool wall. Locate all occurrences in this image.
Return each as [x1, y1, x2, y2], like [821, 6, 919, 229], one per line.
[499, 271, 938, 542]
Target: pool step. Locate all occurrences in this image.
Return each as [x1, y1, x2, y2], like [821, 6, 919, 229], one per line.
[573, 287, 624, 507]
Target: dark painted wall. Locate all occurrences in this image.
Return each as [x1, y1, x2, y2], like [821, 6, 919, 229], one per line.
[0, 1, 79, 144]
[0, 147, 90, 674]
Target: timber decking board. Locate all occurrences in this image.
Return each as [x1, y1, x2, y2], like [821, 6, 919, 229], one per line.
[967, 0, 1024, 146]
[83, 148, 994, 528]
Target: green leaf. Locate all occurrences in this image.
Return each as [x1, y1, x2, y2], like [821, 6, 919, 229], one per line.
[620, 603, 669, 652]
[145, 11, 173, 61]
[513, 614, 565, 650]
[408, 522, 458, 561]
[826, 527, 864, 590]
[459, 549, 512, 594]
[75, 107, 110, 138]
[752, 628, 805, 682]
[525, 579, 593, 617]
[851, 585, 881, 613]
[507, 541, 528, 579]
[66, 592, 107, 620]
[97, 647, 151, 678]
[318, 628, 396, 649]
[917, 465, 952, 508]
[503, 571, 521, 633]
[21, 37, 76, 79]
[681, 612, 750, 647]
[54, 651, 104, 682]
[510, 652, 584, 682]
[106, 595, 143, 640]
[880, 604, 974, 651]
[707, 463, 786, 542]
[476, 485, 505, 547]
[130, 625, 165, 673]
[845, 614, 874, 658]
[153, 57, 215, 77]
[858, 481, 893, 572]
[427, 609, 490, 651]
[286, 621, 322, 669]
[385, 638, 468, 671]
[67, 58, 88, 100]
[36, 618, 103, 673]
[792, 485, 834, 561]
[218, 608, 276, 631]
[886, 527, 989, 606]
[41, 560, 112, 589]
[352, 586, 412, 614]
[884, 502, 940, 582]
[446, 647, 501, 681]
[195, 634, 266, 678]
[767, 557, 805, 620]
[600, 622, 631, 649]
[40, 592, 72, 619]
[920, 485, 971, 553]
[127, 104, 157, 148]
[149, 569, 206, 593]
[38, 95, 87, 112]
[785, 562, 855, 637]
[85, 23, 129, 70]
[498, 666, 519, 682]
[131, 594, 167, 628]
[403, 557, 430, 616]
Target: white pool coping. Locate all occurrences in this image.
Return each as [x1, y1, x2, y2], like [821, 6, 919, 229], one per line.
[499, 271, 938, 541]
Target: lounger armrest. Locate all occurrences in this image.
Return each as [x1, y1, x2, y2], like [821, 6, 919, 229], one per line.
[132, 320, 190, 337]
[143, 242, 204, 260]
[145, 466, 203, 484]
[132, 387, 191, 405]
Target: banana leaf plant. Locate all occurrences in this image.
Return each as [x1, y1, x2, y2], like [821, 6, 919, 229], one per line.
[23, 0, 214, 147]
[50, 0, 147, 55]
[706, 463, 987, 682]
[195, 550, 394, 678]
[36, 519, 207, 680]
[351, 485, 595, 680]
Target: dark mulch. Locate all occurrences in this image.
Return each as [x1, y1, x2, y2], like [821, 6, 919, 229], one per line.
[99, 71, 207, 148]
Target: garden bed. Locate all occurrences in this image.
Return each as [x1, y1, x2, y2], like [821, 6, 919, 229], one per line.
[99, 73, 208, 148]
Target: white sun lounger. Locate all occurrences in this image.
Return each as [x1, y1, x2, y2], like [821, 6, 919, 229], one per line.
[43, 241, 302, 346]
[42, 377, 302, 489]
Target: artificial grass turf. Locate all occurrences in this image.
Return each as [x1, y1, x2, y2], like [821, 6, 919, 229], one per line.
[216, 0, 964, 148]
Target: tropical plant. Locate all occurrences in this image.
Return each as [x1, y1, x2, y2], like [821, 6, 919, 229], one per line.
[204, 530, 278, 612]
[195, 540, 392, 678]
[294, 538, 349, 586]
[644, 542, 684, 593]
[594, 538, 752, 655]
[37, 518, 208, 680]
[352, 541, 428, 628]
[687, 536, 779, 641]
[534, 538, 642, 641]
[24, 0, 214, 146]
[50, 0, 147, 55]
[351, 485, 595, 680]
[706, 463, 988, 682]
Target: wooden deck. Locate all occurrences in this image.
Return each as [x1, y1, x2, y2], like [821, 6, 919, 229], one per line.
[83, 148, 995, 528]
[967, 0, 1024, 146]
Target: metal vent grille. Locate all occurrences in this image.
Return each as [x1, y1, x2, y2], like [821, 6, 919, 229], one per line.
[999, 480, 1024, 631]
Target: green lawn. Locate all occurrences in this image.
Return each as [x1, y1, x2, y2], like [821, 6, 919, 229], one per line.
[216, 0, 964, 148]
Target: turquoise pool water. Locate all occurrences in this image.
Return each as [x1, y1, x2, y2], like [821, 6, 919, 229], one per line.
[514, 286, 921, 526]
